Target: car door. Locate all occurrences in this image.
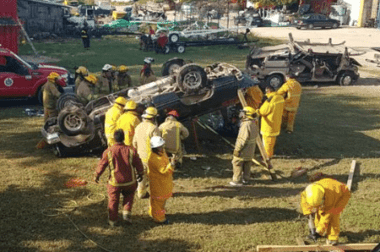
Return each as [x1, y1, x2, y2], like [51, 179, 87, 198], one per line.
[0, 55, 33, 97]
[312, 15, 322, 27]
[318, 15, 329, 27]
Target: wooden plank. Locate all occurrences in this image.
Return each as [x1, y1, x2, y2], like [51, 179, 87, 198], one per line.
[347, 160, 356, 191]
[256, 243, 377, 252]
[296, 237, 306, 246]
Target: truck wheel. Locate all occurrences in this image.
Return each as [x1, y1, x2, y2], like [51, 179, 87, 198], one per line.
[177, 45, 186, 54]
[162, 58, 185, 76]
[56, 93, 82, 111]
[58, 106, 88, 136]
[266, 74, 284, 89]
[338, 71, 355, 86]
[169, 33, 179, 43]
[177, 64, 208, 93]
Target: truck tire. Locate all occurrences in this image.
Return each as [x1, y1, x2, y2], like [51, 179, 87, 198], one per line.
[162, 58, 185, 76]
[169, 33, 179, 43]
[58, 106, 88, 136]
[177, 64, 208, 93]
[266, 74, 284, 90]
[338, 71, 355, 86]
[56, 93, 82, 111]
[177, 45, 186, 54]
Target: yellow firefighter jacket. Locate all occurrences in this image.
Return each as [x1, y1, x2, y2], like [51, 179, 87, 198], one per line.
[257, 92, 284, 137]
[104, 104, 124, 145]
[96, 74, 118, 94]
[133, 119, 160, 164]
[148, 151, 174, 200]
[234, 118, 259, 161]
[43, 80, 61, 109]
[116, 73, 132, 89]
[277, 78, 302, 111]
[116, 111, 141, 146]
[76, 80, 98, 104]
[301, 178, 351, 235]
[245, 85, 263, 109]
[159, 116, 189, 153]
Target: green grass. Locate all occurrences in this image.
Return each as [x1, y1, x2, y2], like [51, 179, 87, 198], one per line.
[3, 36, 380, 251]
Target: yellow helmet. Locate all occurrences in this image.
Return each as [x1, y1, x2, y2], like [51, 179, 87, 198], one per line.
[47, 72, 60, 81]
[118, 65, 129, 73]
[84, 74, 98, 84]
[124, 100, 137, 110]
[115, 96, 127, 106]
[142, 106, 158, 119]
[242, 106, 256, 118]
[111, 65, 117, 72]
[305, 183, 325, 207]
[75, 66, 89, 76]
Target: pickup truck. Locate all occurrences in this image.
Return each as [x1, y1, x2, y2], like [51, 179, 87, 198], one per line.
[0, 46, 73, 102]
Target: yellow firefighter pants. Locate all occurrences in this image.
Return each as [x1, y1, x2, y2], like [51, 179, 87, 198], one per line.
[232, 157, 252, 182]
[282, 110, 297, 132]
[149, 198, 167, 223]
[315, 212, 340, 241]
[262, 135, 277, 159]
[137, 163, 149, 198]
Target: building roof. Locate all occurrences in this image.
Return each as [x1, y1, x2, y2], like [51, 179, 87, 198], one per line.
[19, 0, 71, 8]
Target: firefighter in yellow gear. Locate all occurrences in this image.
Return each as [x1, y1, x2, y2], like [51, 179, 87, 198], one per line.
[256, 86, 284, 160]
[140, 57, 157, 85]
[301, 178, 351, 244]
[147, 136, 174, 224]
[116, 100, 141, 146]
[230, 106, 259, 186]
[43, 72, 63, 122]
[96, 64, 118, 94]
[77, 74, 100, 104]
[116, 65, 132, 90]
[74, 66, 89, 91]
[133, 106, 160, 199]
[277, 73, 302, 133]
[104, 96, 127, 147]
[245, 85, 264, 109]
[159, 110, 189, 168]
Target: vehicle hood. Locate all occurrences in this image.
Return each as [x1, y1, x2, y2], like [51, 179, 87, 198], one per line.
[37, 64, 68, 75]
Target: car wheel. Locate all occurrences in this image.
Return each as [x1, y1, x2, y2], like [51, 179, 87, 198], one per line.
[338, 71, 355, 86]
[177, 64, 208, 93]
[56, 93, 82, 111]
[169, 33, 179, 43]
[308, 24, 314, 29]
[266, 74, 284, 89]
[177, 45, 186, 54]
[37, 87, 43, 105]
[332, 23, 338, 29]
[58, 106, 88, 136]
[296, 26, 301, 29]
[53, 143, 67, 158]
[162, 58, 185, 76]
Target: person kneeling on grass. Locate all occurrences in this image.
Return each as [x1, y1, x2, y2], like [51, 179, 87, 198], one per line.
[94, 129, 144, 227]
[148, 136, 175, 225]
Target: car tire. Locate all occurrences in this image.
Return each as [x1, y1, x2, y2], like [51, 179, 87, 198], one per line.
[58, 106, 89, 136]
[266, 74, 284, 90]
[338, 71, 355, 86]
[56, 93, 82, 111]
[177, 64, 208, 93]
[169, 33, 179, 43]
[296, 26, 301, 29]
[53, 143, 67, 158]
[162, 58, 185, 76]
[307, 24, 314, 29]
[177, 45, 186, 54]
[37, 87, 44, 105]
[332, 23, 338, 29]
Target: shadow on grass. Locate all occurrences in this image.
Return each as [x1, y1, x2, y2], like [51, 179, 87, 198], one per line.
[0, 171, 198, 252]
[341, 230, 380, 243]
[171, 207, 299, 225]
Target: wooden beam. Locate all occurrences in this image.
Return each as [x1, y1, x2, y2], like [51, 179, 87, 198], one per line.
[257, 243, 377, 252]
[347, 160, 356, 191]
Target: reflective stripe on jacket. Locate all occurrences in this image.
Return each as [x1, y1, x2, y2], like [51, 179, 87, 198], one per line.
[116, 111, 141, 146]
[277, 78, 302, 111]
[159, 117, 189, 153]
[95, 143, 144, 187]
[257, 92, 284, 137]
[133, 120, 160, 163]
[234, 118, 259, 161]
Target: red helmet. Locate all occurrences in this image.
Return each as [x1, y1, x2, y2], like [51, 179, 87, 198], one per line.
[167, 110, 179, 118]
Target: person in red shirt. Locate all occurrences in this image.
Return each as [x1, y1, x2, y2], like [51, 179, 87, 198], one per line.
[149, 26, 155, 36]
[94, 129, 144, 227]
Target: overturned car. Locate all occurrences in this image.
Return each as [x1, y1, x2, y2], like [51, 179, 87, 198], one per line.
[42, 59, 258, 156]
[246, 33, 363, 89]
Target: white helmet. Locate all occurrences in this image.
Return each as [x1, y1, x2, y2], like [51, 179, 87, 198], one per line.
[150, 136, 165, 149]
[144, 57, 154, 64]
[102, 64, 113, 71]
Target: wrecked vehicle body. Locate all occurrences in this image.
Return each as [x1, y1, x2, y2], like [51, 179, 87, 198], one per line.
[246, 33, 363, 89]
[42, 59, 258, 156]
